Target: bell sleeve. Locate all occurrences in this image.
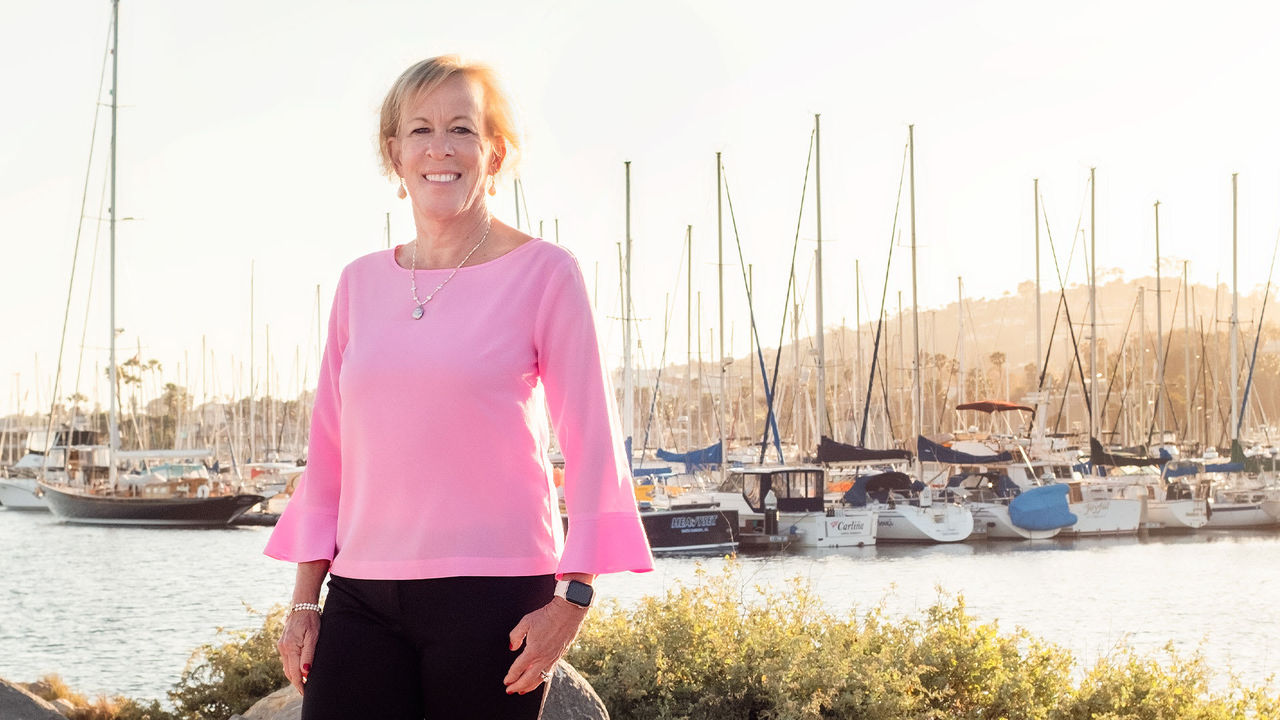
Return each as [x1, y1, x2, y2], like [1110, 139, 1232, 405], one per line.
[535, 253, 654, 577]
[264, 267, 349, 563]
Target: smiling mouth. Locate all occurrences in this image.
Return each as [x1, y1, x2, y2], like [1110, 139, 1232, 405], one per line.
[424, 173, 462, 183]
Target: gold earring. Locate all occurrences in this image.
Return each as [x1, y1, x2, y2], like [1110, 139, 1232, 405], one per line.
[397, 178, 407, 199]
[487, 176, 496, 197]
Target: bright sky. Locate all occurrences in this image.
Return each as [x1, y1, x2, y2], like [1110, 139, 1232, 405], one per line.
[4, 0, 1280, 417]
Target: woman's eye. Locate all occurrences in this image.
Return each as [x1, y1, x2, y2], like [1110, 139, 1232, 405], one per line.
[411, 127, 430, 135]
[451, 126, 473, 135]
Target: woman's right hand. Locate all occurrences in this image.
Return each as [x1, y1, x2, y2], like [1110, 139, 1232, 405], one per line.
[277, 609, 321, 694]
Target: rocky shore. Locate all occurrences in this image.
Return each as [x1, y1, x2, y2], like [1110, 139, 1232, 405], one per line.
[1, 660, 609, 720]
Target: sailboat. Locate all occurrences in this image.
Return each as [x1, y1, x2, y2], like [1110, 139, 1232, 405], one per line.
[605, 161, 738, 553]
[39, 1, 263, 527]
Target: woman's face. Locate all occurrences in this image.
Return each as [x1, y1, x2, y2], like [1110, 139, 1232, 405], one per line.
[389, 75, 496, 224]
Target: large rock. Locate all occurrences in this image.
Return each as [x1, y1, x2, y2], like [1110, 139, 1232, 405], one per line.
[230, 660, 607, 720]
[0, 678, 65, 720]
[231, 685, 300, 720]
[543, 660, 609, 720]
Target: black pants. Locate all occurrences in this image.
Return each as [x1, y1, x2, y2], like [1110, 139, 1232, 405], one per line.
[301, 573, 556, 720]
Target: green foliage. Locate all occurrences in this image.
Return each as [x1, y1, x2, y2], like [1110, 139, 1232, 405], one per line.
[30, 566, 1280, 720]
[566, 561, 1278, 720]
[162, 605, 288, 720]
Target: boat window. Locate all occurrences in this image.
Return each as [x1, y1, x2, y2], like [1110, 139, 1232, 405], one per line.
[717, 473, 743, 494]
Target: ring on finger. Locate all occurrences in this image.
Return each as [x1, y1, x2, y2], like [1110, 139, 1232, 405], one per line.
[539, 669, 552, 683]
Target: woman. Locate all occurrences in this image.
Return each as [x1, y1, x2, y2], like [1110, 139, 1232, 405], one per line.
[266, 55, 654, 720]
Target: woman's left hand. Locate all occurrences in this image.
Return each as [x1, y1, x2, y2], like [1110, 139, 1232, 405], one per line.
[504, 597, 588, 694]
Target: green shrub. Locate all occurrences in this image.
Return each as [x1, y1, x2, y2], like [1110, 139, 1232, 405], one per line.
[566, 561, 1277, 720]
[162, 604, 288, 720]
[26, 563, 1280, 720]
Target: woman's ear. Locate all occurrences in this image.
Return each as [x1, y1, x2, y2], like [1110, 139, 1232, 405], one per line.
[387, 135, 403, 176]
[489, 137, 507, 175]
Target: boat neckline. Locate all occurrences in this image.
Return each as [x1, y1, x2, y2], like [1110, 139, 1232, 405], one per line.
[387, 237, 543, 272]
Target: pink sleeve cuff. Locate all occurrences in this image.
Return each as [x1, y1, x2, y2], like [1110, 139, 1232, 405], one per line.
[557, 511, 655, 577]
[263, 504, 338, 564]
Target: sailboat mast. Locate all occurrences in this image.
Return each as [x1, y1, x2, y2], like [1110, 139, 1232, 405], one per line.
[957, 276, 965, 409]
[1230, 173, 1239, 442]
[1154, 200, 1165, 440]
[813, 114, 826, 444]
[1183, 261, 1192, 444]
[107, 0, 120, 485]
[686, 224, 692, 454]
[908, 125, 921, 454]
[1033, 178, 1041, 441]
[855, 260, 862, 438]
[716, 152, 726, 483]
[1029, 176, 1039, 386]
[623, 162, 633, 446]
[1089, 167, 1097, 439]
[249, 261, 256, 462]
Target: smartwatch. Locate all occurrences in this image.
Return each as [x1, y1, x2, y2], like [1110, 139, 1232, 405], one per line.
[554, 579, 594, 608]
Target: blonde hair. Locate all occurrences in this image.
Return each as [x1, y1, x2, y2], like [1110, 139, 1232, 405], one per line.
[376, 55, 521, 180]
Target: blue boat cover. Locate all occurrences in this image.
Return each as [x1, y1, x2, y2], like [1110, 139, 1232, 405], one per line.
[1008, 484, 1077, 530]
[656, 442, 723, 472]
[842, 471, 918, 506]
[917, 435, 1013, 464]
[632, 466, 673, 478]
[1165, 460, 1243, 477]
[1163, 462, 1201, 478]
[1205, 462, 1244, 473]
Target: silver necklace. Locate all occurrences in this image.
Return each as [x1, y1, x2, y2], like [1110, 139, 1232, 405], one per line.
[407, 216, 492, 320]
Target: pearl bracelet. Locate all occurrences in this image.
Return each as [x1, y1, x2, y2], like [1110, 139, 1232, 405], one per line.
[286, 602, 322, 620]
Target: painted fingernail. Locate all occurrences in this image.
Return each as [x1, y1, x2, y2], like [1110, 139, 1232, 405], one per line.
[302, 664, 311, 673]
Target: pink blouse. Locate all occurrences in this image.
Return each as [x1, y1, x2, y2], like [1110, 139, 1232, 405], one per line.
[264, 239, 654, 579]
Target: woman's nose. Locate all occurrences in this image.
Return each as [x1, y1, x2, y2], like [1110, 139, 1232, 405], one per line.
[425, 135, 453, 158]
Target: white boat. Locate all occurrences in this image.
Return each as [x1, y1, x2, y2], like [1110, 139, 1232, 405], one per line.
[966, 500, 1061, 540]
[1103, 465, 1209, 531]
[875, 500, 974, 543]
[842, 470, 972, 543]
[0, 477, 46, 510]
[0, 429, 111, 511]
[1206, 489, 1280, 529]
[1060, 480, 1143, 535]
[709, 466, 878, 548]
[1143, 496, 1210, 530]
[919, 435, 1071, 541]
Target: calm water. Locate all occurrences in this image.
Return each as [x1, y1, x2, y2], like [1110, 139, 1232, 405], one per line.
[1, 509, 1277, 701]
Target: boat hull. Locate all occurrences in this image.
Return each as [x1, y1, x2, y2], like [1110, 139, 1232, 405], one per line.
[1143, 499, 1209, 530]
[637, 507, 739, 554]
[41, 484, 264, 527]
[876, 504, 973, 543]
[1204, 502, 1279, 529]
[1063, 498, 1142, 536]
[0, 478, 49, 510]
[970, 503, 1061, 540]
[780, 508, 878, 547]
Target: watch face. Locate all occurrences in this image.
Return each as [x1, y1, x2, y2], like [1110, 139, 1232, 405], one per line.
[565, 580, 594, 607]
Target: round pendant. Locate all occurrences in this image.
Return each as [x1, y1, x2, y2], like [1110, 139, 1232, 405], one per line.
[412, 305, 424, 320]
